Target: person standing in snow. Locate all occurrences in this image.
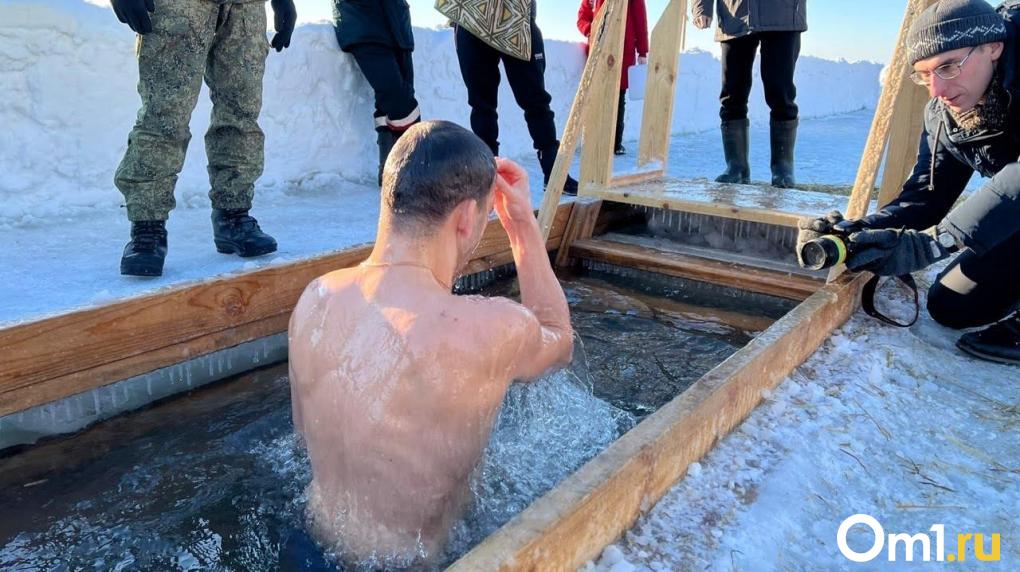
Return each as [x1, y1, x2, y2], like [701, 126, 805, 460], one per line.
[110, 0, 295, 276]
[437, 0, 580, 195]
[798, 0, 1020, 365]
[577, 0, 649, 156]
[334, 0, 421, 186]
[692, 0, 806, 188]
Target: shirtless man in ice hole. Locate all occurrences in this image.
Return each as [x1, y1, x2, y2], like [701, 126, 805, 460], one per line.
[288, 120, 573, 567]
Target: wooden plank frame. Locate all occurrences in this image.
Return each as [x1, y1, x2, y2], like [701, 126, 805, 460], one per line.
[637, 0, 687, 168]
[0, 204, 574, 417]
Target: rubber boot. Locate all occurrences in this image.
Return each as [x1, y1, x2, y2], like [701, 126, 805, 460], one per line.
[538, 144, 578, 196]
[770, 118, 798, 188]
[614, 90, 626, 156]
[376, 126, 398, 187]
[212, 208, 277, 258]
[956, 314, 1020, 365]
[120, 220, 168, 277]
[715, 119, 750, 184]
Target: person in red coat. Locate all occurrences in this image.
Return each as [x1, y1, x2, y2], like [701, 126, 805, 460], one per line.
[578, 0, 649, 155]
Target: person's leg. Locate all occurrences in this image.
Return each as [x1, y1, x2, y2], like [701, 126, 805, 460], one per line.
[760, 31, 801, 187]
[348, 44, 421, 129]
[614, 89, 627, 155]
[502, 21, 577, 194]
[115, 0, 217, 275]
[114, 0, 216, 223]
[455, 25, 502, 155]
[927, 233, 1020, 364]
[205, 2, 276, 257]
[715, 34, 758, 183]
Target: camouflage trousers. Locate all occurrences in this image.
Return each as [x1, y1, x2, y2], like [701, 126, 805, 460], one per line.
[115, 0, 269, 222]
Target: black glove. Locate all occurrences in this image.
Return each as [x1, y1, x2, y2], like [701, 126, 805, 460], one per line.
[111, 0, 155, 34]
[845, 228, 949, 276]
[270, 0, 297, 52]
[795, 210, 866, 268]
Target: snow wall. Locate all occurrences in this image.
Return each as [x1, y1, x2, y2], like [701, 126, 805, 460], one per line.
[0, 0, 882, 226]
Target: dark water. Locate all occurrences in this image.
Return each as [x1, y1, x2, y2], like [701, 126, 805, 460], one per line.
[0, 272, 784, 571]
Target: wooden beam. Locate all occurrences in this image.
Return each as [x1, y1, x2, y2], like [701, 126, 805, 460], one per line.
[637, 0, 687, 168]
[536, 0, 616, 239]
[0, 203, 574, 417]
[579, 0, 630, 189]
[609, 169, 665, 187]
[554, 198, 603, 267]
[570, 238, 821, 300]
[449, 273, 869, 571]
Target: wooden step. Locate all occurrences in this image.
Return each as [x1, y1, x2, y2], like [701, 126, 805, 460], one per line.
[570, 237, 823, 301]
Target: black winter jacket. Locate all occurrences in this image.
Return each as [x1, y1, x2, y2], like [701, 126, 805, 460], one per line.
[334, 0, 414, 52]
[691, 0, 807, 42]
[863, 32, 1020, 256]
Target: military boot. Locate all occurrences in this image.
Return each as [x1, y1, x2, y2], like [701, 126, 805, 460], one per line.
[212, 209, 277, 258]
[956, 314, 1020, 365]
[715, 119, 750, 184]
[377, 126, 398, 187]
[538, 145, 578, 196]
[770, 118, 798, 188]
[121, 220, 168, 277]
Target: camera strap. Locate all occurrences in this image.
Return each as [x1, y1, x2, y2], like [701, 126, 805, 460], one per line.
[861, 273, 920, 328]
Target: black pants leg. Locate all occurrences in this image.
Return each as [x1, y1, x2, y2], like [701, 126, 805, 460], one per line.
[348, 43, 420, 126]
[501, 21, 558, 152]
[759, 31, 800, 121]
[615, 89, 626, 149]
[927, 231, 1020, 329]
[455, 24, 503, 155]
[719, 34, 760, 121]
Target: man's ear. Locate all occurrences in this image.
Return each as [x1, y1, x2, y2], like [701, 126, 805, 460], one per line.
[452, 199, 479, 238]
[987, 41, 1005, 62]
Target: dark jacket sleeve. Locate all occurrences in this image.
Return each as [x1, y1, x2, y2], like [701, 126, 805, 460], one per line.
[943, 161, 1020, 254]
[859, 126, 972, 231]
[633, 0, 649, 56]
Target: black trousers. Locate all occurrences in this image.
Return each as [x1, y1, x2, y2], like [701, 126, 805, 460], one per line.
[348, 43, 419, 126]
[719, 31, 800, 122]
[455, 21, 558, 155]
[927, 230, 1020, 329]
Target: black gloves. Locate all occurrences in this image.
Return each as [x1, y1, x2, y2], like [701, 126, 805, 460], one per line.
[270, 0, 297, 52]
[795, 210, 867, 269]
[845, 228, 949, 276]
[111, 0, 155, 34]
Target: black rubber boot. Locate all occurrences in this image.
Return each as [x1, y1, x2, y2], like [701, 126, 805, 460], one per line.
[121, 220, 168, 277]
[956, 314, 1020, 365]
[376, 126, 398, 187]
[614, 91, 626, 156]
[538, 144, 578, 196]
[715, 118, 750, 184]
[770, 118, 798, 188]
[212, 209, 278, 258]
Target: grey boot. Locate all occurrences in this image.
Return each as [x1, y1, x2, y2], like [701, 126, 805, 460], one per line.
[770, 119, 798, 188]
[715, 119, 750, 184]
[376, 127, 398, 187]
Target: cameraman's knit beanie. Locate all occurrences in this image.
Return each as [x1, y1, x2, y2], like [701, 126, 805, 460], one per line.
[907, 0, 1007, 65]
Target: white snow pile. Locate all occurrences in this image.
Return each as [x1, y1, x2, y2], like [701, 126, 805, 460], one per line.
[1, 0, 881, 226]
[584, 267, 1019, 571]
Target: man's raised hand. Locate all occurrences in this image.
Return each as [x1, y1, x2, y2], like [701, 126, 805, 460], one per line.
[493, 158, 535, 227]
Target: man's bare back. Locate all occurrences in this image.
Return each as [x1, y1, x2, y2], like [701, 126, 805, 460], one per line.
[287, 122, 572, 566]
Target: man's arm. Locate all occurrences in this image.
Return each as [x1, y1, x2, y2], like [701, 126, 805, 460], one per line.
[578, 0, 594, 38]
[691, 0, 712, 27]
[859, 126, 972, 230]
[634, 0, 650, 58]
[493, 158, 573, 381]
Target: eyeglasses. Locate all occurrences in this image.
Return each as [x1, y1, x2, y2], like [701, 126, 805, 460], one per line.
[909, 46, 978, 86]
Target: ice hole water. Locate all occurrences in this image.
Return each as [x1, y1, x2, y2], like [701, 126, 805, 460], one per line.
[0, 268, 793, 570]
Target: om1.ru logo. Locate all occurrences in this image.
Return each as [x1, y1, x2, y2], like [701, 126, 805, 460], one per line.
[838, 514, 1001, 563]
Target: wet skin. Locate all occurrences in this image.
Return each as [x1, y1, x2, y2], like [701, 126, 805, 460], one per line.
[287, 158, 573, 565]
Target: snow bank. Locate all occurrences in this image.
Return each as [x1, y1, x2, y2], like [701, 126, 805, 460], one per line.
[0, 0, 882, 226]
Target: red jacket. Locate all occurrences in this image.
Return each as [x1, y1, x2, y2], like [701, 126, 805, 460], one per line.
[577, 0, 649, 89]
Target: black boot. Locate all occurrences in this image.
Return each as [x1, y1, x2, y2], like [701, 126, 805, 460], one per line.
[614, 90, 626, 156]
[956, 314, 1020, 365]
[770, 118, 798, 188]
[376, 126, 398, 187]
[716, 119, 750, 184]
[121, 220, 168, 277]
[212, 209, 278, 258]
[538, 145, 578, 196]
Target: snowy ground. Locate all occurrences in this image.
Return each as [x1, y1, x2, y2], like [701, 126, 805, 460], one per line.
[585, 267, 1019, 572]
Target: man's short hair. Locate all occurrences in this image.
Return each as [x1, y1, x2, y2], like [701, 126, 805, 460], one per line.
[382, 121, 496, 231]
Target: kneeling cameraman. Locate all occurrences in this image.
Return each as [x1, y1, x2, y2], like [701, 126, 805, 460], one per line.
[798, 0, 1020, 365]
